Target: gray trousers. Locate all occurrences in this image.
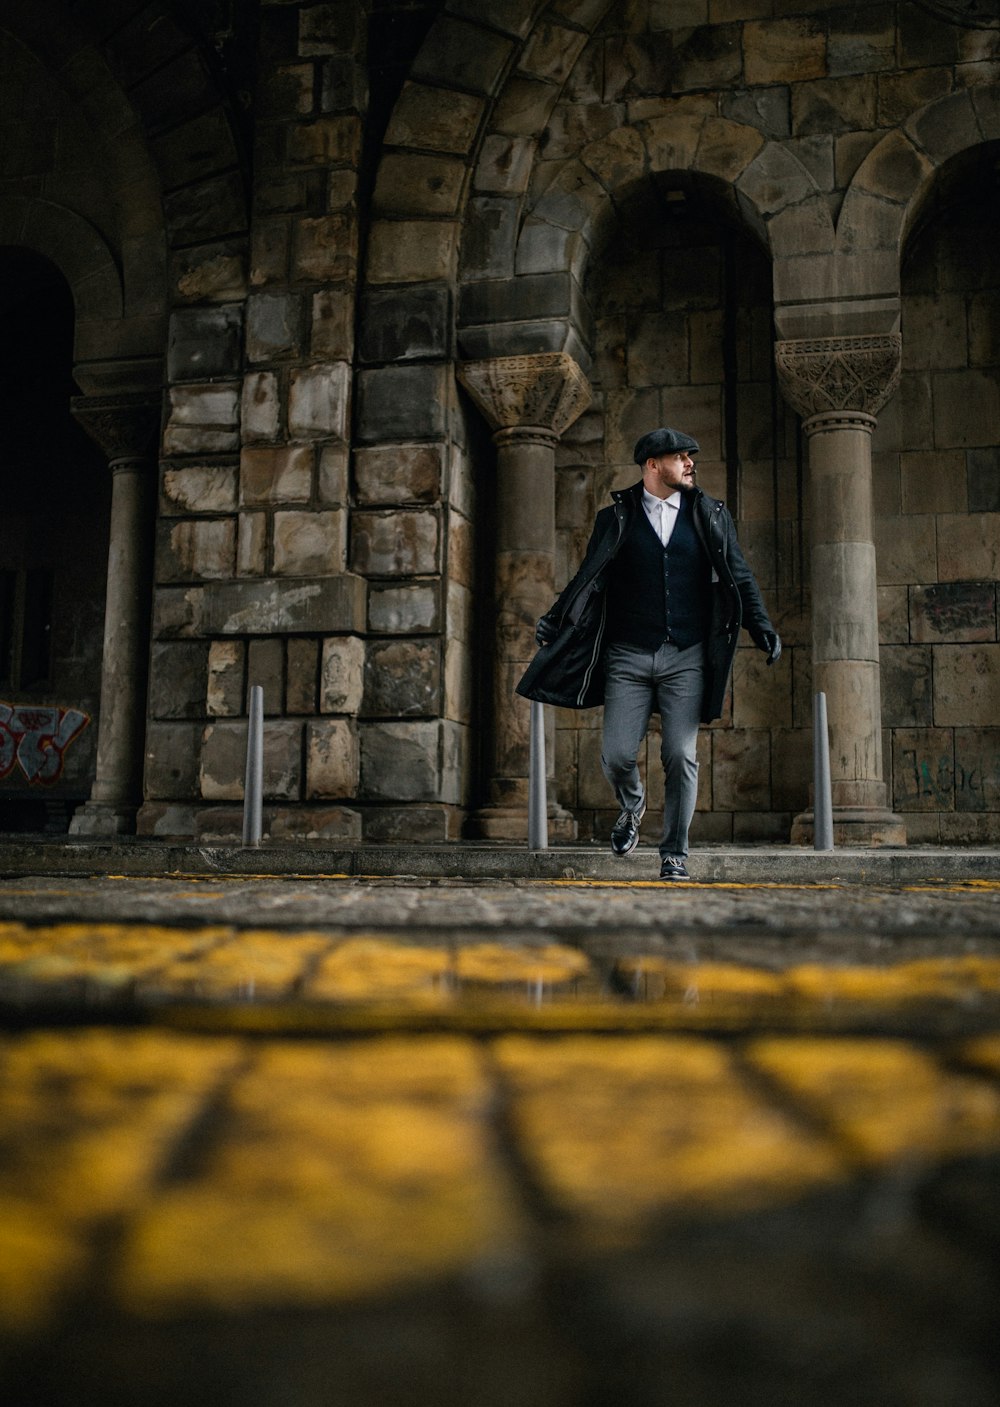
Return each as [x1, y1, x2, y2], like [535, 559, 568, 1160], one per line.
[600, 640, 704, 860]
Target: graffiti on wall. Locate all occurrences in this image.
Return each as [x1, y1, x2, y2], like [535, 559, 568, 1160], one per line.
[0, 703, 90, 785]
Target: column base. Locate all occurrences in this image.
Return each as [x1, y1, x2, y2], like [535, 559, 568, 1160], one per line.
[69, 801, 138, 836]
[465, 804, 578, 842]
[790, 807, 907, 847]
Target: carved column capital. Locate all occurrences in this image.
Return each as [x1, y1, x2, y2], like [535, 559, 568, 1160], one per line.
[775, 334, 901, 429]
[457, 352, 592, 439]
[71, 393, 161, 468]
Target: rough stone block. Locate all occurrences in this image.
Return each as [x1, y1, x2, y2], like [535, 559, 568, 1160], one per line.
[356, 365, 449, 443]
[161, 466, 237, 516]
[877, 66, 952, 128]
[671, 23, 741, 92]
[934, 644, 1000, 727]
[170, 242, 248, 304]
[247, 637, 284, 714]
[269, 806, 361, 841]
[153, 586, 207, 640]
[136, 802, 199, 837]
[318, 444, 349, 505]
[770, 727, 811, 812]
[900, 450, 967, 515]
[449, 512, 475, 591]
[877, 584, 909, 644]
[351, 509, 440, 577]
[791, 75, 878, 137]
[650, 0, 709, 23]
[712, 729, 771, 811]
[258, 62, 314, 119]
[892, 727, 954, 812]
[273, 509, 347, 575]
[444, 636, 472, 723]
[732, 650, 792, 729]
[874, 515, 936, 585]
[293, 213, 357, 281]
[459, 197, 520, 280]
[937, 513, 1000, 582]
[368, 582, 441, 635]
[207, 640, 245, 717]
[238, 512, 267, 576]
[167, 305, 243, 381]
[969, 291, 1000, 367]
[954, 728, 1000, 813]
[358, 285, 451, 364]
[967, 448, 1000, 513]
[164, 385, 239, 455]
[879, 644, 932, 727]
[932, 370, 1000, 448]
[147, 641, 210, 719]
[474, 134, 535, 194]
[367, 220, 458, 284]
[355, 444, 442, 505]
[201, 719, 301, 801]
[306, 719, 359, 798]
[310, 289, 353, 359]
[204, 575, 366, 635]
[246, 292, 303, 362]
[144, 721, 203, 800]
[287, 362, 349, 438]
[286, 115, 361, 166]
[248, 213, 289, 288]
[363, 639, 441, 717]
[371, 153, 465, 217]
[360, 721, 441, 800]
[158, 519, 236, 582]
[744, 19, 825, 87]
[241, 372, 280, 444]
[910, 582, 996, 644]
[384, 82, 484, 154]
[827, 4, 894, 76]
[410, 15, 514, 96]
[286, 637, 319, 715]
[298, 1, 360, 54]
[902, 293, 967, 371]
[320, 635, 365, 714]
[240, 446, 313, 505]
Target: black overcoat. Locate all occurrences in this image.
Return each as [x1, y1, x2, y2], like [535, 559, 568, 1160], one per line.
[515, 481, 775, 724]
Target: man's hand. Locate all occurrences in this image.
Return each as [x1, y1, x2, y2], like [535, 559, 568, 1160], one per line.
[753, 629, 782, 666]
[535, 619, 558, 648]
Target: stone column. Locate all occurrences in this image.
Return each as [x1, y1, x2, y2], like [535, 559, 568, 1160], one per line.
[69, 394, 160, 835]
[775, 335, 906, 846]
[457, 353, 591, 840]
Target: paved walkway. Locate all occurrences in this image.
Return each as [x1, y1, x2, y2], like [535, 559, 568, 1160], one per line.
[1, 860, 999, 1405]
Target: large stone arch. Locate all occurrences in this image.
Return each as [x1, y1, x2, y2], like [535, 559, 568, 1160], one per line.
[458, 114, 832, 363]
[835, 83, 1000, 320]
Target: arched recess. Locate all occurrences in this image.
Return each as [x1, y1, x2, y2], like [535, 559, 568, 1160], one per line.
[833, 82, 1000, 332]
[867, 129, 1000, 843]
[458, 114, 832, 364]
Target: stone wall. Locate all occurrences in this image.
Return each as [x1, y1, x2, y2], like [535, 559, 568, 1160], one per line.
[877, 179, 1000, 842]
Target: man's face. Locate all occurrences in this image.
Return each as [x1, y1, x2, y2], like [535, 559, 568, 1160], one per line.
[643, 451, 696, 497]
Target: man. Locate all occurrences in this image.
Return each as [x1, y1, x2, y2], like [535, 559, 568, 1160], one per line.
[516, 427, 780, 880]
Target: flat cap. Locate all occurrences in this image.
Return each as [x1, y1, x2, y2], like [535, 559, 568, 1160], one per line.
[633, 427, 700, 463]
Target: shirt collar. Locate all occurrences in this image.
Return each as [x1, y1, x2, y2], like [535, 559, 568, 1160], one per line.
[642, 487, 682, 512]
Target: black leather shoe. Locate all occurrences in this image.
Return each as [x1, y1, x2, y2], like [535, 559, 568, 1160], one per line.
[659, 856, 689, 881]
[610, 800, 646, 856]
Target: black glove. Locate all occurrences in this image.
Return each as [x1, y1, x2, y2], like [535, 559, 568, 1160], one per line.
[535, 619, 558, 648]
[753, 629, 781, 666]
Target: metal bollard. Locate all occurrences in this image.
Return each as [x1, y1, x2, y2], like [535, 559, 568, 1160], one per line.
[812, 690, 834, 852]
[242, 684, 264, 848]
[528, 699, 549, 851]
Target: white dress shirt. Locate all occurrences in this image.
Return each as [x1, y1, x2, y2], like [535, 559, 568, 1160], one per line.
[642, 487, 682, 547]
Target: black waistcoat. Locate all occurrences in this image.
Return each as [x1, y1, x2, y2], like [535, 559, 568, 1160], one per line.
[605, 492, 711, 650]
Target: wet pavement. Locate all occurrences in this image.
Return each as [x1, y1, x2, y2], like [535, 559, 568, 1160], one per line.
[1, 853, 999, 1405]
